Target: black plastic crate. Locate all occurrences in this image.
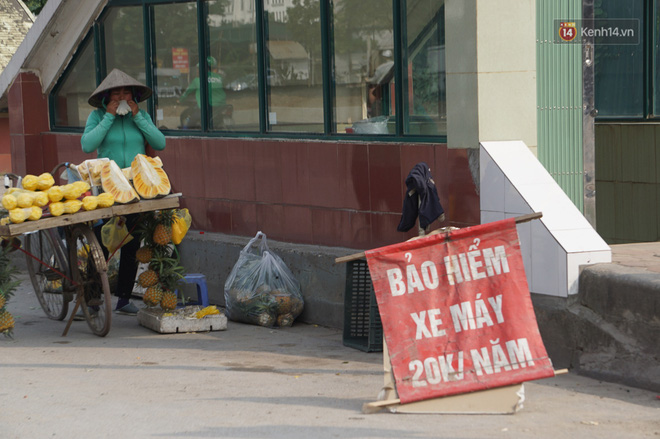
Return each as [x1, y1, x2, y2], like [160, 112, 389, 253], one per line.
[342, 259, 383, 352]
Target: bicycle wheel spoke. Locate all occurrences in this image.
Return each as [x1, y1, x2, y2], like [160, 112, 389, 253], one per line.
[69, 225, 112, 337]
[26, 230, 69, 321]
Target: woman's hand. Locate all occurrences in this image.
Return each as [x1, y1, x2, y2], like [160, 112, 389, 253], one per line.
[128, 100, 139, 116]
[106, 100, 119, 116]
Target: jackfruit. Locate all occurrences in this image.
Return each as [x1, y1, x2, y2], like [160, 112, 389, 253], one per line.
[130, 154, 171, 199]
[101, 160, 139, 204]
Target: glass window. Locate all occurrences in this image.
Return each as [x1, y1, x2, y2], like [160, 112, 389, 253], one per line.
[153, 2, 199, 130]
[265, 0, 324, 133]
[104, 6, 146, 90]
[594, 0, 644, 117]
[332, 0, 394, 135]
[207, 0, 258, 132]
[404, 2, 446, 136]
[53, 34, 96, 127]
[654, 1, 660, 116]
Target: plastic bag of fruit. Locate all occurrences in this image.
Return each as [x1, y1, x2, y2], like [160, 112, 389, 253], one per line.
[224, 231, 304, 327]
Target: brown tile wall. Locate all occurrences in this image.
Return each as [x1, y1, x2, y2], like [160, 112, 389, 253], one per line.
[12, 72, 480, 249]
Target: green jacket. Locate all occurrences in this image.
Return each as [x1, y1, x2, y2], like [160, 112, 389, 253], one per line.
[81, 109, 166, 168]
[180, 72, 226, 107]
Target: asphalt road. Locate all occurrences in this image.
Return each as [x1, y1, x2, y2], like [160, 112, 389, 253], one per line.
[1, 273, 658, 439]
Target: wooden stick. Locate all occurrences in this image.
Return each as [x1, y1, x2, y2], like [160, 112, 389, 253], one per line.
[361, 398, 401, 414]
[362, 367, 567, 414]
[335, 212, 543, 264]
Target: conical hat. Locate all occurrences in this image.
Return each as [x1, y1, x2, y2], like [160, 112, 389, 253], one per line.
[88, 68, 152, 108]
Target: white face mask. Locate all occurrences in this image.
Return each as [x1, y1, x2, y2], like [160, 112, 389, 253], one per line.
[116, 100, 131, 116]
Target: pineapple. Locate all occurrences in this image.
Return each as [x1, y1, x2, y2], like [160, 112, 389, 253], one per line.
[277, 313, 294, 327]
[153, 224, 172, 246]
[138, 269, 159, 288]
[0, 246, 18, 337]
[143, 285, 163, 307]
[160, 290, 178, 311]
[0, 310, 15, 334]
[136, 246, 153, 264]
[152, 209, 176, 246]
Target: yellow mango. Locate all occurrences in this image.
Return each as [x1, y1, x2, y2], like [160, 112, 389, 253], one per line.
[16, 192, 35, 208]
[27, 206, 42, 221]
[72, 180, 91, 193]
[82, 196, 98, 211]
[9, 208, 27, 224]
[32, 191, 49, 207]
[63, 199, 82, 214]
[48, 202, 65, 217]
[96, 192, 115, 208]
[47, 186, 64, 203]
[0, 216, 10, 225]
[1, 194, 17, 210]
[61, 184, 80, 200]
[21, 174, 38, 191]
[36, 173, 55, 191]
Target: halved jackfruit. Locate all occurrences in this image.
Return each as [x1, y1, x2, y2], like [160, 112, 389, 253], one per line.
[130, 154, 171, 199]
[101, 160, 140, 204]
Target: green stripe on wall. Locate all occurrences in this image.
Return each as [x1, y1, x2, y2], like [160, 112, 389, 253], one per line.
[536, 0, 584, 211]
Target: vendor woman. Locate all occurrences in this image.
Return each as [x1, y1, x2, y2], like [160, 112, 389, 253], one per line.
[81, 68, 166, 315]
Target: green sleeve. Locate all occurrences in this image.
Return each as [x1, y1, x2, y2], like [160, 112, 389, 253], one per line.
[133, 110, 166, 151]
[81, 110, 115, 153]
[180, 78, 199, 100]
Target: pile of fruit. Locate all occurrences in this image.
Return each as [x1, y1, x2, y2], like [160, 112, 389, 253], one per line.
[0, 244, 20, 337]
[134, 209, 191, 312]
[0, 154, 171, 225]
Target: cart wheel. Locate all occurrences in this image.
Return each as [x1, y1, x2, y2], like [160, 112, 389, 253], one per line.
[68, 225, 112, 337]
[25, 229, 71, 321]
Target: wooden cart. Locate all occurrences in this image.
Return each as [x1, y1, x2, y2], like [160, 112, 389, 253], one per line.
[0, 194, 180, 337]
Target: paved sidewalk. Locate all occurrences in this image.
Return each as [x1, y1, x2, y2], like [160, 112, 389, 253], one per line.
[611, 242, 660, 273]
[1, 273, 658, 439]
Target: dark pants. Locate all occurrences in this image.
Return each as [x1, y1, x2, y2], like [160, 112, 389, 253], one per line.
[94, 214, 141, 300]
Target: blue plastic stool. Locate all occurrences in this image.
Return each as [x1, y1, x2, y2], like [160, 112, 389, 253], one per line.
[175, 274, 210, 307]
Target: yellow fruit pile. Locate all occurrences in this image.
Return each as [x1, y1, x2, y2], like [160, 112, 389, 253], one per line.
[0, 173, 114, 224]
[1, 155, 172, 226]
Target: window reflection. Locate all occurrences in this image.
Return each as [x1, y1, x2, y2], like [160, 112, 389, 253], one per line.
[207, 0, 258, 131]
[265, 0, 324, 133]
[53, 35, 96, 127]
[333, 0, 394, 134]
[404, 1, 446, 135]
[105, 7, 145, 85]
[153, 3, 200, 130]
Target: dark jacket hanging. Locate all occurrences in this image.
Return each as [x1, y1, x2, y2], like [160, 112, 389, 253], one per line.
[397, 162, 444, 232]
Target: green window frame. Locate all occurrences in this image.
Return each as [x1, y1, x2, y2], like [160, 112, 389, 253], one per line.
[593, 0, 660, 120]
[50, 0, 447, 143]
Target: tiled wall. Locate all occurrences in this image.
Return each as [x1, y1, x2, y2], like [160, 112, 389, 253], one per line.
[0, 115, 11, 172]
[12, 72, 481, 250]
[481, 141, 611, 298]
[595, 123, 660, 244]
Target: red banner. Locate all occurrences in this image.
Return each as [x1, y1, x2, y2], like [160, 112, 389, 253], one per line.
[172, 47, 189, 73]
[365, 218, 554, 404]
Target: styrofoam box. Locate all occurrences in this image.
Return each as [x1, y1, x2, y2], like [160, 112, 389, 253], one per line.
[138, 306, 228, 334]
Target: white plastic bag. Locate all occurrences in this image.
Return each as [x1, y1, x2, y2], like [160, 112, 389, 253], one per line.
[224, 232, 304, 327]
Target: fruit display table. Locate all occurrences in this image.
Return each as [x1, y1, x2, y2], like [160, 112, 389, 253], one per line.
[0, 194, 181, 238]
